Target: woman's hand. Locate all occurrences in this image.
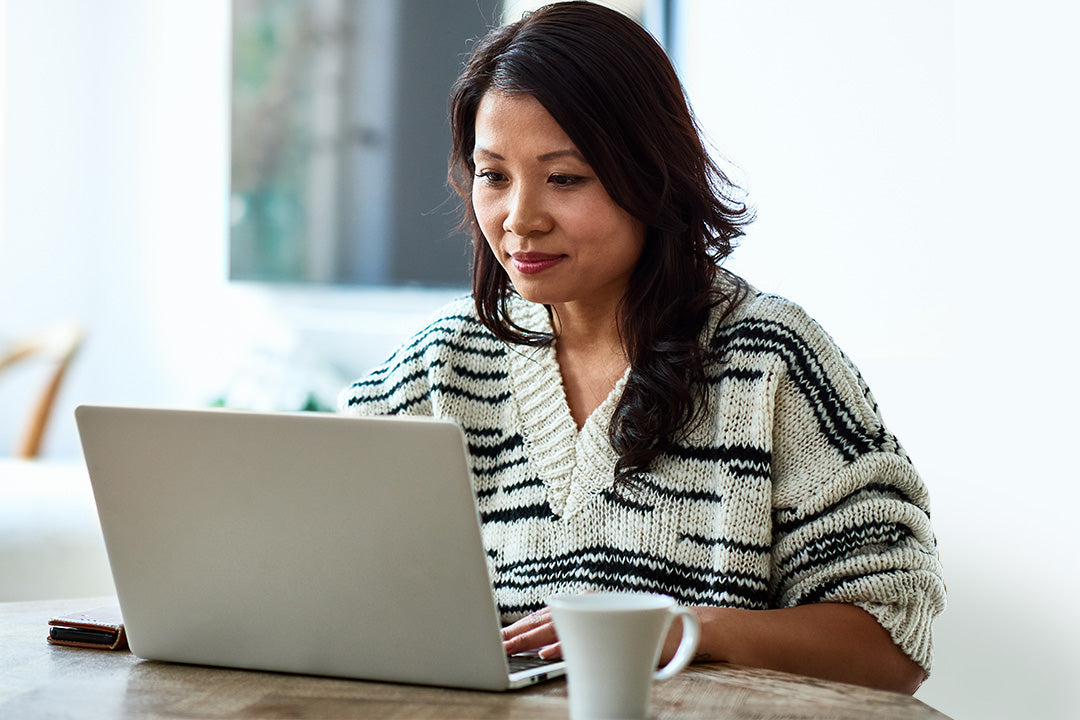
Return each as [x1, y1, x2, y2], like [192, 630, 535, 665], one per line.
[501, 607, 563, 659]
[500, 604, 686, 664]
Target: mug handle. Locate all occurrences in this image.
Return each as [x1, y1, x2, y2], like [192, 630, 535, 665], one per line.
[653, 606, 701, 682]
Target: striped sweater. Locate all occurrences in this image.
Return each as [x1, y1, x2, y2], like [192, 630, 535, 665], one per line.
[338, 288, 946, 672]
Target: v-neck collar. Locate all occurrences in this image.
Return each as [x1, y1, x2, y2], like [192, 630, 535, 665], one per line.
[506, 299, 628, 519]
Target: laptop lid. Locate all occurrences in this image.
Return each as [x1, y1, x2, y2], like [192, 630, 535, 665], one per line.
[75, 405, 563, 690]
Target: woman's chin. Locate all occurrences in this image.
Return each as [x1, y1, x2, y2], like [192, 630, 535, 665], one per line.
[508, 279, 563, 307]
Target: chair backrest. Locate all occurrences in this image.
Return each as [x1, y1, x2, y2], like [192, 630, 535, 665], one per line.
[0, 325, 84, 458]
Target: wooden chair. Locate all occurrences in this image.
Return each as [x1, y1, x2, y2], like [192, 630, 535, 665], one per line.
[0, 325, 84, 458]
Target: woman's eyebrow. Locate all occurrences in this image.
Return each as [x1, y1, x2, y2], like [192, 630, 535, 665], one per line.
[536, 149, 587, 162]
[473, 147, 586, 163]
[473, 147, 503, 161]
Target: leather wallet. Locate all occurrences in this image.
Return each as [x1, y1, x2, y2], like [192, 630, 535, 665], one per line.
[47, 604, 128, 651]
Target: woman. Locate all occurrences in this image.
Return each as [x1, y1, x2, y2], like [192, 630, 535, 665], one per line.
[340, 1, 944, 693]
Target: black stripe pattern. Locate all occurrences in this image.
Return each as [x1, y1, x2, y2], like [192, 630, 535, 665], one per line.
[338, 291, 945, 673]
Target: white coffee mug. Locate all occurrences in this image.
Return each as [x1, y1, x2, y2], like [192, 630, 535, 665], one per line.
[548, 592, 701, 720]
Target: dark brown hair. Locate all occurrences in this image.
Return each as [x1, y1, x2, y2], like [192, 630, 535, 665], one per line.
[448, 1, 753, 487]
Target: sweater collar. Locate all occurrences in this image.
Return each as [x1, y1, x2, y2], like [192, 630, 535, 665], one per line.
[505, 298, 627, 519]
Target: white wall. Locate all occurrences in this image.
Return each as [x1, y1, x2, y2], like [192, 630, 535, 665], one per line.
[676, 2, 1079, 718]
[1, 0, 223, 457]
[2, 1, 1078, 717]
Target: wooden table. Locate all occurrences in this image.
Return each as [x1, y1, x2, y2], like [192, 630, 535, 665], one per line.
[0, 597, 950, 719]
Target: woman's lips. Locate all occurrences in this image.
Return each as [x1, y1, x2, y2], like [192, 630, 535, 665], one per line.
[510, 252, 565, 275]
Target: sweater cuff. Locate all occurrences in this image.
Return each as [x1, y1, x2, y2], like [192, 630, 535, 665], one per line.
[850, 569, 947, 675]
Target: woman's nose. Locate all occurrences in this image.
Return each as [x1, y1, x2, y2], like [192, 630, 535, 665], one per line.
[503, 185, 553, 237]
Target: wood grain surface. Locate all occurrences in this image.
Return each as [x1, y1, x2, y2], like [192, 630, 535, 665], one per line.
[0, 597, 950, 719]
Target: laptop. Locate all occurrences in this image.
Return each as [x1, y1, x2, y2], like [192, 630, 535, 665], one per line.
[74, 405, 565, 690]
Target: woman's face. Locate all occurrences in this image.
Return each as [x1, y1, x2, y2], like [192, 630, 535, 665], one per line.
[471, 90, 646, 319]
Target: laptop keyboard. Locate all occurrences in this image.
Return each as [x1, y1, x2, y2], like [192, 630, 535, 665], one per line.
[508, 654, 561, 673]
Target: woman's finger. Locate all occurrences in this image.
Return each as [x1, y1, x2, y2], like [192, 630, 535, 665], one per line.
[501, 607, 551, 640]
[538, 641, 562, 660]
[501, 608, 558, 654]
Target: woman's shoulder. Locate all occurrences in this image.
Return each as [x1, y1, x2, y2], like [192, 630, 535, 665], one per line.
[338, 295, 499, 414]
[389, 293, 556, 363]
[710, 282, 853, 368]
[364, 295, 496, 370]
[717, 283, 827, 338]
[425, 294, 481, 324]
[411, 295, 487, 341]
[721, 283, 808, 326]
[421, 294, 548, 332]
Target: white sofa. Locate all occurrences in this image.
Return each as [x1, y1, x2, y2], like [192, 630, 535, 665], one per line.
[0, 460, 115, 601]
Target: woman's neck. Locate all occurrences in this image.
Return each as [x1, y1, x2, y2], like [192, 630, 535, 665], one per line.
[549, 298, 622, 345]
[550, 301, 629, 429]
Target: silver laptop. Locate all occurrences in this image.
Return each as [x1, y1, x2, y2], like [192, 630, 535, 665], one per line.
[75, 405, 565, 690]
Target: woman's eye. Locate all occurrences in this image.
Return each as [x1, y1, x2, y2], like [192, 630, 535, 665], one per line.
[549, 174, 581, 187]
[475, 170, 506, 185]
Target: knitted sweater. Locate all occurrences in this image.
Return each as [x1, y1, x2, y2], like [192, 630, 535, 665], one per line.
[338, 288, 946, 672]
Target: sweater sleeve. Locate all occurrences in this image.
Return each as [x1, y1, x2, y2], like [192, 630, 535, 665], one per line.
[762, 302, 946, 674]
